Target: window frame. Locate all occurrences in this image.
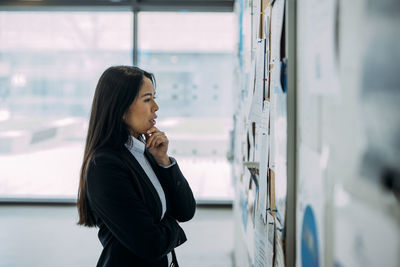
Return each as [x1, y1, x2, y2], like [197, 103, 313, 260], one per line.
[0, 3, 234, 205]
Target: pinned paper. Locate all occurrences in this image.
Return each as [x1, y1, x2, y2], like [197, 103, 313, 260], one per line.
[274, 217, 285, 267]
[249, 40, 267, 125]
[254, 211, 274, 267]
[257, 129, 270, 222]
[270, 0, 285, 66]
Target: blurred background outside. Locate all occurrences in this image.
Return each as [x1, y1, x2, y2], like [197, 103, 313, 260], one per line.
[0, 11, 235, 202]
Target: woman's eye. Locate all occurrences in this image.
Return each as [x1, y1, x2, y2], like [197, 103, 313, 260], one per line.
[144, 98, 151, 102]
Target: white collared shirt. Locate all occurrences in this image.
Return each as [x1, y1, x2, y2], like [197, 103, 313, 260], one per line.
[125, 135, 175, 265]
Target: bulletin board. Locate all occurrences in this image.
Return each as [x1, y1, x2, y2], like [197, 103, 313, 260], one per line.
[232, 0, 288, 266]
[233, 0, 400, 267]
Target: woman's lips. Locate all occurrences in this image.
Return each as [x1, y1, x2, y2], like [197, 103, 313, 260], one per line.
[150, 119, 156, 125]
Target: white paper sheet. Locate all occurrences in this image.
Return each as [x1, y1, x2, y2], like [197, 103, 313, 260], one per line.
[254, 208, 267, 267]
[267, 212, 276, 267]
[254, 126, 261, 163]
[254, 212, 274, 267]
[257, 120, 270, 222]
[263, 6, 271, 43]
[274, 217, 285, 267]
[270, 70, 287, 223]
[254, 101, 270, 164]
[269, 97, 276, 170]
[252, 0, 261, 51]
[264, 6, 271, 97]
[249, 40, 266, 125]
[246, 170, 257, 265]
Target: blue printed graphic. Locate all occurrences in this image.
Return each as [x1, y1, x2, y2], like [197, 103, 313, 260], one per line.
[301, 205, 319, 267]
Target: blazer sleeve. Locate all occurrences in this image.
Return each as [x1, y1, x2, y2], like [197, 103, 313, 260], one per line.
[86, 152, 186, 260]
[155, 157, 196, 222]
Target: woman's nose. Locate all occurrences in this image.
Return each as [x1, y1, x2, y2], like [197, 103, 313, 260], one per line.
[153, 101, 159, 112]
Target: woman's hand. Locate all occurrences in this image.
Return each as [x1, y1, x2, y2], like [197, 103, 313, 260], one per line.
[145, 127, 171, 166]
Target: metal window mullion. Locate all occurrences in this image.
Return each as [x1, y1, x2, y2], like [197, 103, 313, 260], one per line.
[132, 7, 138, 66]
[286, 0, 297, 266]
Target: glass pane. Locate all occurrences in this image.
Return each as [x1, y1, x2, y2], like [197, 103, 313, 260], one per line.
[138, 12, 235, 202]
[0, 11, 132, 199]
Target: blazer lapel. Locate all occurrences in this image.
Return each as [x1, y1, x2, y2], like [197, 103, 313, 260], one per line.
[121, 147, 163, 220]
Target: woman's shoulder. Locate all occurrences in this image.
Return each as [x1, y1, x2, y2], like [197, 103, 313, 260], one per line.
[86, 148, 131, 183]
[85, 148, 139, 197]
[90, 148, 125, 166]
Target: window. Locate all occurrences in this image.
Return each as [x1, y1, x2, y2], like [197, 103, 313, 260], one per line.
[0, 12, 132, 199]
[0, 11, 235, 202]
[138, 12, 235, 201]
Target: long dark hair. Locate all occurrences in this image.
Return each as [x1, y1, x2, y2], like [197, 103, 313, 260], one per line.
[77, 66, 155, 227]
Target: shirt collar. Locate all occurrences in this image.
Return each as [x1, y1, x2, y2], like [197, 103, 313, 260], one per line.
[126, 135, 146, 154]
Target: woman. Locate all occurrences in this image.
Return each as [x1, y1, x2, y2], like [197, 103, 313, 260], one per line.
[77, 66, 196, 267]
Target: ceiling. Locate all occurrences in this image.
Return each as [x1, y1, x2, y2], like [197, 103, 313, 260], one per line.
[0, 0, 235, 12]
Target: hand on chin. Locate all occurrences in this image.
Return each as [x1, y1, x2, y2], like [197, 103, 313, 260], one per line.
[145, 127, 171, 166]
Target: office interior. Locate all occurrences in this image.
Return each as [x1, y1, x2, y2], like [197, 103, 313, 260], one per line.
[0, 0, 399, 266]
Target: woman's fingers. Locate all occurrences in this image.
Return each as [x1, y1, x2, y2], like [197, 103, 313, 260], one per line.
[145, 127, 160, 147]
[146, 126, 159, 136]
[154, 137, 166, 148]
[146, 131, 168, 148]
[146, 132, 159, 148]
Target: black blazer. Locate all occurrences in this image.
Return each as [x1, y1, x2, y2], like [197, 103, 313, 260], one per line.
[86, 146, 196, 267]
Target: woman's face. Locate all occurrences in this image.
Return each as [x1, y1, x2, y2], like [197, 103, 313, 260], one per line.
[124, 77, 158, 138]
